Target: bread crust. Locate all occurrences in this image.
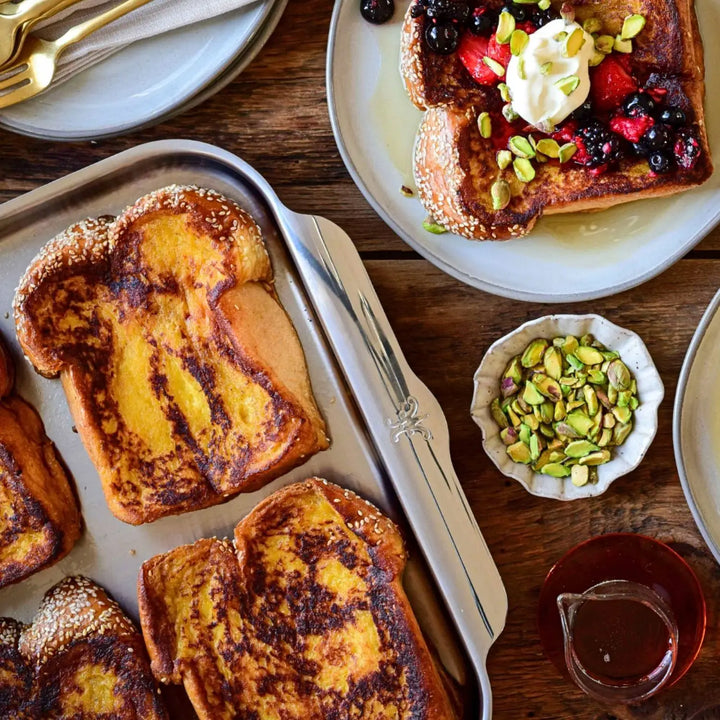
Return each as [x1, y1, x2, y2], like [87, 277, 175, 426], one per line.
[0, 576, 168, 719]
[0, 334, 80, 588]
[138, 478, 457, 720]
[14, 186, 329, 524]
[401, 0, 713, 240]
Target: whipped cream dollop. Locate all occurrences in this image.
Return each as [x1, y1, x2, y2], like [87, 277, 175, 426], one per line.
[506, 18, 595, 129]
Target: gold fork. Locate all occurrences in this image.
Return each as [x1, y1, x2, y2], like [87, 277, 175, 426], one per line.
[0, 0, 153, 109]
[0, 0, 89, 68]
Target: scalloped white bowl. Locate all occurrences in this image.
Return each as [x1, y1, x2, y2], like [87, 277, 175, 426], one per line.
[471, 314, 664, 500]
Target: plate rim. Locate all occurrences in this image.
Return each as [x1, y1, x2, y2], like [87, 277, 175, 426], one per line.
[325, 0, 720, 303]
[673, 287, 720, 566]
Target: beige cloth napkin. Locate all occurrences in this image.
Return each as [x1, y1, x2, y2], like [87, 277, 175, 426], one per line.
[33, 0, 261, 85]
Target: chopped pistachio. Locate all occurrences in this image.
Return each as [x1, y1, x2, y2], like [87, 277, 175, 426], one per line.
[498, 82, 512, 102]
[555, 74, 580, 95]
[589, 50, 605, 67]
[496, 149, 513, 170]
[558, 142, 578, 163]
[491, 178, 511, 210]
[594, 34, 614, 54]
[582, 17, 602, 34]
[478, 111, 492, 138]
[562, 27, 586, 57]
[513, 157, 536, 183]
[483, 56, 506, 76]
[571, 464, 590, 486]
[538, 0, 550, 9]
[511, 29, 530, 55]
[614, 35, 632, 53]
[540, 61, 553, 75]
[496, 11, 516, 43]
[621, 13, 646, 40]
[502, 103, 519, 122]
[536, 138, 560, 158]
[509, 135, 535, 158]
[422, 219, 446, 234]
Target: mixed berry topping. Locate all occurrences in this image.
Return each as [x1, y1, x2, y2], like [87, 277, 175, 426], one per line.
[575, 121, 623, 168]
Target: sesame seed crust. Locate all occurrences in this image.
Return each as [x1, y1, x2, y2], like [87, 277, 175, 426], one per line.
[19, 575, 137, 665]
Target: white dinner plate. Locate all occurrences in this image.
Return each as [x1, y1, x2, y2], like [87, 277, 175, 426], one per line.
[674, 289, 720, 566]
[327, 0, 720, 302]
[0, 0, 279, 140]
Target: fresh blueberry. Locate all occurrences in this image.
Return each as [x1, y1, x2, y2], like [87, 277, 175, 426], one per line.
[648, 151, 673, 173]
[659, 107, 687, 126]
[360, 0, 394, 23]
[623, 92, 655, 117]
[425, 20, 460, 53]
[640, 124, 674, 152]
[503, 3, 529, 22]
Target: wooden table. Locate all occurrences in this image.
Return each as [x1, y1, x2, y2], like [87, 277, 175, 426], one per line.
[2, 0, 719, 717]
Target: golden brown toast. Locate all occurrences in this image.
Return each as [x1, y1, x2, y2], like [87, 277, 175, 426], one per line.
[0, 334, 80, 588]
[14, 185, 329, 524]
[138, 478, 457, 720]
[400, 0, 713, 240]
[0, 576, 168, 719]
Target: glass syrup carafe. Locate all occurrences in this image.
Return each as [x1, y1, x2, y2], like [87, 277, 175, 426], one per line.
[557, 579, 679, 704]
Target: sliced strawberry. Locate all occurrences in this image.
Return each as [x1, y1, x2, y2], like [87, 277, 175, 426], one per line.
[487, 33, 511, 67]
[589, 56, 638, 113]
[609, 114, 654, 143]
[458, 32, 510, 85]
[458, 34, 496, 84]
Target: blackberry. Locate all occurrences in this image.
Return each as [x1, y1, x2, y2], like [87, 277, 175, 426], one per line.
[570, 101, 593, 124]
[576, 122, 624, 167]
[659, 107, 686, 126]
[674, 129, 701, 169]
[360, 0, 394, 23]
[648, 151, 673, 174]
[410, 2, 426, 17]
[469, 6, 497, 33]
[425, 20, 460, 53]
[640, 123, 674, 152]
[534, 6, 557, 26]
[622, 92, 655, 117]
[426, 0, 469, 22]
[503, 3, 529, 21]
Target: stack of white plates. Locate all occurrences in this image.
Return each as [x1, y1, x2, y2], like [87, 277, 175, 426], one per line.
[0, 0, 288, 140]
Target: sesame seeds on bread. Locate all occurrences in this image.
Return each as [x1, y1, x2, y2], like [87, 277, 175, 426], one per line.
[14, 185, 329, 525]
[0, 576, 168, 719]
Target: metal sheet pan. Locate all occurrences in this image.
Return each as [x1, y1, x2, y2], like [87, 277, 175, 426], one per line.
[0, 140, 507, 719]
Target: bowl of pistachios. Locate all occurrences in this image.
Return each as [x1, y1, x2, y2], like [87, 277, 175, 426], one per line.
[471, 314, 664, 500]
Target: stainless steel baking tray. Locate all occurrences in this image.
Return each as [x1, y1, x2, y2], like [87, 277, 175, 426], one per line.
[0, 140, 507, 719]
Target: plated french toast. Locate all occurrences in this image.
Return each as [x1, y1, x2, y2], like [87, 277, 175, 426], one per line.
[0, 333, 80, 588]
[400, 0, 713, 240]
[138, 478, 457, 719]
[0, 576, 168, 718]
[14, 185, 329, 525]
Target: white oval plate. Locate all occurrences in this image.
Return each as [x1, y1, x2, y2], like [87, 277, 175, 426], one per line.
[674, 289, 720, 565]
[327, 0, 720, 302]
[471, 314, 664, 500]
[0, 0, 276, 141]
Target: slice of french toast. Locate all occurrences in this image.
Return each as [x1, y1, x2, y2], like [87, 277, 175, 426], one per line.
[400, 0, 713, 240]
[0, 334, 80, 588]
[14, 185, 329, 524]
[0, 576, 168, 719]
[138, 478, 458, 720]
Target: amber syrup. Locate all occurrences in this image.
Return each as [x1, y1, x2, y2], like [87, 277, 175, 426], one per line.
[538, 534, 706, 689]
[572, 596, 672, 684]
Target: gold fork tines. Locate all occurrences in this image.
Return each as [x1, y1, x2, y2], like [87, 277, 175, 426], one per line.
[0, 0, 89, 69]
[0, 0, 153, 109]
